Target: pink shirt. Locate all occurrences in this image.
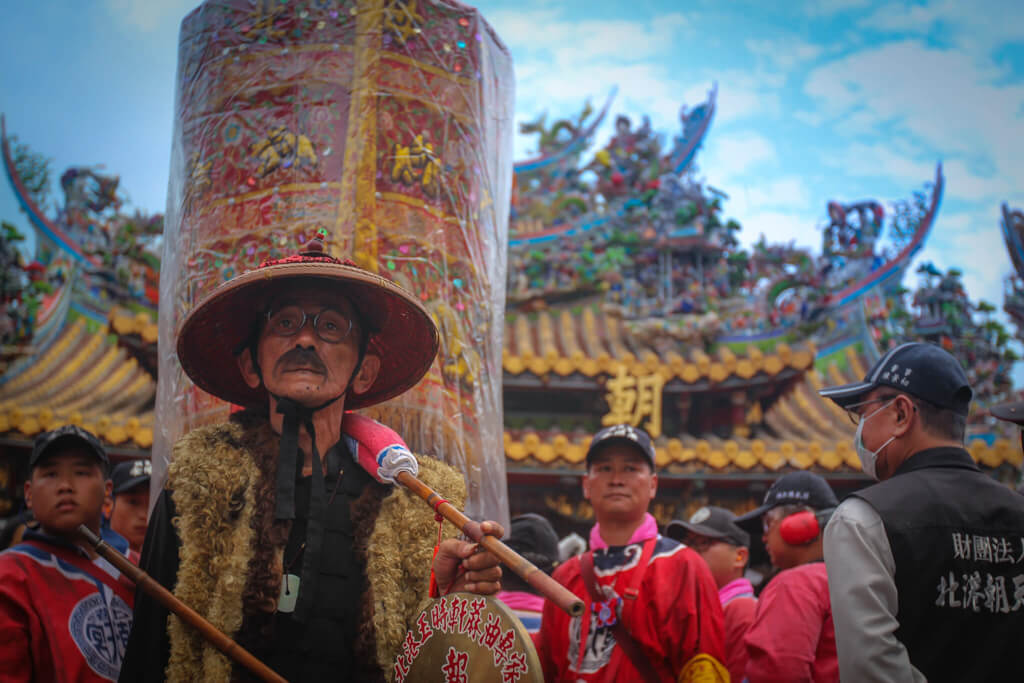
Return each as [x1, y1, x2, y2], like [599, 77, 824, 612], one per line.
[589, 513, 659, 549]
[719, 577, 755, 605]
[496, 591, 544, 634]
[719, 578, 757, 683]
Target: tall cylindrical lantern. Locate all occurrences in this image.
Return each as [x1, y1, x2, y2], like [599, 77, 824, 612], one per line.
[156, 0, 513, 524]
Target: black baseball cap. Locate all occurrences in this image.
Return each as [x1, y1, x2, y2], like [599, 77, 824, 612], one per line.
[111, 459, 152, 495]
[990, 401, 1024, 425]
[505, 513, 560, 573]
[736, 471, 839, 524]
[819, 342, 972, 416]
[30, 425, 109, 471]
[585, 424, 656, 467]
[667, 506, 750, 547]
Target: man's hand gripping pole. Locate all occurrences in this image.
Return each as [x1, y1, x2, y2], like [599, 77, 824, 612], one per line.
[393, 470, 585, 617]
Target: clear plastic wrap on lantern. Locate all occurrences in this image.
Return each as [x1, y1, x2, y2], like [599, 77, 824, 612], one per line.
[155, 0, 513, 524]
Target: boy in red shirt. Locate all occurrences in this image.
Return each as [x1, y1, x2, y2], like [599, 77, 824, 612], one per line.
[737, 471, 839, 683]
[668, 506, 757, 683]
[535, 424, 727, 682]
[0, 426, 136, 682]
[105, 460, 151, 556]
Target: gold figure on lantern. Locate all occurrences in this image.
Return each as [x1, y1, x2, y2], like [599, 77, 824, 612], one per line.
[187, 153, 212, 194]
[391, 134, 442, 197]
[250, 127, 318, 177]
[384, 0, 424, 45]
[242, 0, 286, 42]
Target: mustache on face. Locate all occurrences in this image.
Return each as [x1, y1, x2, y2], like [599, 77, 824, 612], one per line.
[275, 347, 327, 374]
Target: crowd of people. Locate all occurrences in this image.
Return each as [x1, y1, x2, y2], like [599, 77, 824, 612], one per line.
[1, 233, 1023, 681]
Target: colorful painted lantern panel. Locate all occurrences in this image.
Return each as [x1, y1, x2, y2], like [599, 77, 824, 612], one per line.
[156, 0, 513, 522]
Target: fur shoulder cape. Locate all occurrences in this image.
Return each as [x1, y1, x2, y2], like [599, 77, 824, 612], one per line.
[165, 413, 466, 682]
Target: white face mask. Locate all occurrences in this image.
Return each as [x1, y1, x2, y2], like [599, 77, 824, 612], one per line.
[854, 400, 896, 480]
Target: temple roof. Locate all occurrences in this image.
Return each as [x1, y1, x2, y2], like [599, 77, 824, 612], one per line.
[1, 315, 1017, 474]
[503, 306, 814, 382]
[504, 345, 1021, 473]
[109, 307, 158, 344]
[0, 317, 155, 450]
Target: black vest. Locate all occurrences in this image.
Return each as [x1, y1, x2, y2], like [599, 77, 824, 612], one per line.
[854, 447, 1024, 682]
[250, 444, 384, 681]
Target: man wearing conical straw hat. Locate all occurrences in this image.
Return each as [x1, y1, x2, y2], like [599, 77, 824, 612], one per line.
[120, 233, 502, 682]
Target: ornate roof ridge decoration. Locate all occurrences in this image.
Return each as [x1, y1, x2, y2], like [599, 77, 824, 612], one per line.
[513, 88, 617, 176]
[1001, 203, 1024, 341]
[503, 305, 814, 381]
[1001, 204, 1024, 281]
[1, 116, 99, 268]
[0, 313, 155, 449]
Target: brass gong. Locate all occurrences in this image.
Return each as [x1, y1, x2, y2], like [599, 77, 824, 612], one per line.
[394, 593, 544, 683]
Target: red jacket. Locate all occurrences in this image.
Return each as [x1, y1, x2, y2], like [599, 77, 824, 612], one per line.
[719, 579, 757, 683]
[536, 532, 724, 682]
[0, 530, 136, 682]
[744, 562, 837, 683]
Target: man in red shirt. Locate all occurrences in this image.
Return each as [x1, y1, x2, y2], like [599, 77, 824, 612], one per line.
[737, 471, 839, 683]
[535, 424, 727, 682]
[0, 426, 136, 682]
[668, 506, 756, 682]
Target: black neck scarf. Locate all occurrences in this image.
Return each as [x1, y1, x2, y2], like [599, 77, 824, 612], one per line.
[273, 394, 341, 622]
[254, 341, 366, 622]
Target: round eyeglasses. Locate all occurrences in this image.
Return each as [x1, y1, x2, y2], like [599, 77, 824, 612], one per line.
[265, 305, 354, 343]
[685, 535, 720, 552]
[843, 395, 898, 426]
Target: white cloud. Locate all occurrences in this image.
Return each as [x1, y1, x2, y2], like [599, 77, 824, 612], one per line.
[803, 0, 873, 16]
[549, 15, 689, 65]
[486, 10, 689, 62]
[744, 177, 813, 209]
[105, 0, 195, 32]
[488, 6, 786, 161]
[746, 38, 823, 70]
[713, 170, 818, 252]
[860, 0, 1024, 58]
[703, 132, 778, 180]
[861, 2, 944, 32]
[822, 142, 937, 184]
[695, 68, 786, 124]
[804, 41, 1024, 203]
[734, 209, 822, 250]
[714, 85, 783, 125]
[793, 109, 826, 126]
[482, 7, 564, 47]
[943, 159, 1018, 202]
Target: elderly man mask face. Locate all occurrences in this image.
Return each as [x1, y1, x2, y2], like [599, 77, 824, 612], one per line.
[237, 284, 382, 408]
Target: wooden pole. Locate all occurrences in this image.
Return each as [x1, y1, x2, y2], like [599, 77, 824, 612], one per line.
[394, 471, 585, 617]
[76, 525, 288, 683]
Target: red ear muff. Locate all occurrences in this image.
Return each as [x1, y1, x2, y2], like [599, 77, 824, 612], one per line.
[779, 510, 821, 545]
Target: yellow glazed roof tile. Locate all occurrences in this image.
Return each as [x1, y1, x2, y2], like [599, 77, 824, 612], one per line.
[0, 320, 155, 451]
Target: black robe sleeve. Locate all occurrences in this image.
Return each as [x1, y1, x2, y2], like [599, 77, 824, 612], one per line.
[119, 489, 180, 682]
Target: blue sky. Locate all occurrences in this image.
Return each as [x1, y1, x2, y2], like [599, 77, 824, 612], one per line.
[2, 0, 1023, 358]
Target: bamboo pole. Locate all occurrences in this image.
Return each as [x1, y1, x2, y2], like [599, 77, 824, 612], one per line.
[76, 525, 288, 683]
[394, 471, 585, 617]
